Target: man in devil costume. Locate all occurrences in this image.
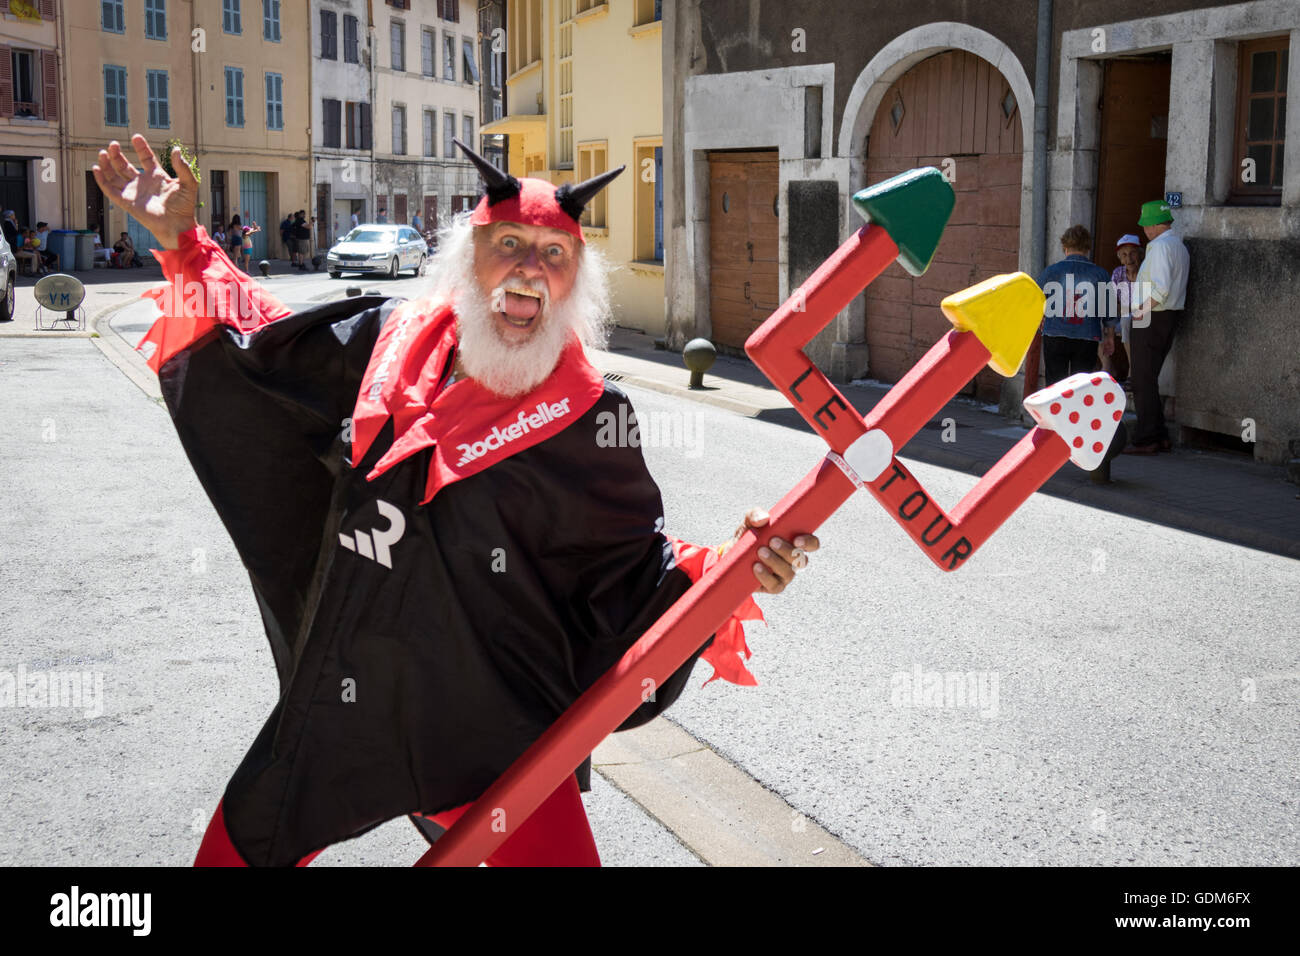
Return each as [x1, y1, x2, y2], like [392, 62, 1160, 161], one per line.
[93, 134, 819, 866]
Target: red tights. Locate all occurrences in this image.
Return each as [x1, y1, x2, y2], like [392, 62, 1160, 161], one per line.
[193, 775, 601, 867]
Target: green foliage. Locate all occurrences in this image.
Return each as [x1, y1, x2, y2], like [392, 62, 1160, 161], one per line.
[160, 138, 202, 186]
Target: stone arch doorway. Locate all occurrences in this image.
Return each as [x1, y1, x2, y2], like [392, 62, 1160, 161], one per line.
[862, 49, 1023, 401]
[837, 24, 1034, 399]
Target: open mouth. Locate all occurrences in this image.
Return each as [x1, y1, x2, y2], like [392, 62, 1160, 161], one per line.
[498, 286, 543, 327]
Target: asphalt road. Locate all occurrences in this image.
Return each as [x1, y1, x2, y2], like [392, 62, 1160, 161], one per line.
[630, 387, 1300, 866]
[4, 277, 1298, 866]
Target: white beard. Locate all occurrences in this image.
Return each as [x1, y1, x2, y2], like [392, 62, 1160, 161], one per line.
[454, 277, 581, 398]
[425, 215, 614, 398]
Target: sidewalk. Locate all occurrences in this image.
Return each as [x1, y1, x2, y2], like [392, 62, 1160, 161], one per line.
[597, 327, 1300, 561]
[0, 256, 314, 340]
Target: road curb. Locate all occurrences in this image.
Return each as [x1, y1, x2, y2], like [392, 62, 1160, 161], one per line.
[593, 718, 870, 866]
[89, 295, 162, 402]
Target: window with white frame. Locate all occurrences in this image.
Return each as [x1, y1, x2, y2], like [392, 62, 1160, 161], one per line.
[1233, 36, 1289, 202]
[634, 0, 662, 27]
[443, 32, 456, 81]
[263, 0, 281, 42]
[147, 70, 170, 128]
[462, 38, 479, 83]
[422, 28, 436, 76]
[225, 67, 245, 127]
[101, 0, 124, 33]
[10, 49, 38, 116]
[462, 115, 473, 149]
[223, 0, 242, 35]
[423, 109, 436, 156]
[558, 1, 573, 165]
[443, 112, 456, 158]
[392, 105, 407, 155]
[145, 0, 167, 40]
[576, 142, 608, 227]
[266, 72, 283, 130]
[104, 65, 128, 127]
[391, 20, 406, 71]
[634, 141, 663, 261]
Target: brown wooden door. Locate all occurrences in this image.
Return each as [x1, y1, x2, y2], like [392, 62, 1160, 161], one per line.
[394, 194, 408, 224]
[864, 50, 1023, 401]
[708, 151, 779, 349]
[1094, 57, 1171, 271]
[424, 195, 438, 230]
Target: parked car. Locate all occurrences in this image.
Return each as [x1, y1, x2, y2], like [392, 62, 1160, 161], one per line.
[326, 224, 427, 279]
[0, 232, 16, 322]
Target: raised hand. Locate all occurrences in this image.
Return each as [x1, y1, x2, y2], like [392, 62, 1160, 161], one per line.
[91, 134, 199, 252]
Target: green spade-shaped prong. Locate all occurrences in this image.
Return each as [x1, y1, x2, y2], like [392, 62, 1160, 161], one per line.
[851, 167, 955, 277]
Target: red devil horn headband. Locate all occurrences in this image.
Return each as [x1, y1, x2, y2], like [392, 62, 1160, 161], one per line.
[453, 137, 625, 243]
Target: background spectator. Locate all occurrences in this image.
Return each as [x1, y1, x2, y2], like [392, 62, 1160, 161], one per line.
[1034, 224, 1115, 386]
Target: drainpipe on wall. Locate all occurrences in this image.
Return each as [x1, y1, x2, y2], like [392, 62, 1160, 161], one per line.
[306, 2, 314, 254]
[191, 0, 201, 215]
[368, 1, 377, 220]
[1007, 0, 1053, 417]
[1030, 0, 1052, 281]
[57, 4, 70, 227]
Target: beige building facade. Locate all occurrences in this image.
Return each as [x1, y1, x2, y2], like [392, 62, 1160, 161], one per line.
[57, 0, 311, 261]
[486, 0, 665, 334]
[371, 0, 481, 233]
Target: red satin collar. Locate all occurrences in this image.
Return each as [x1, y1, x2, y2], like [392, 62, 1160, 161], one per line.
[350, 298, 606, 504]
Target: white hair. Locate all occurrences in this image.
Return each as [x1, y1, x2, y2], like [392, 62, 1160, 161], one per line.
[426, 213, 612, 344]
[419, 214, 612, 396]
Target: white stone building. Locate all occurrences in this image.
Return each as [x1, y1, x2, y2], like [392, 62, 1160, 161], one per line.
[310, 0, 375, 249]
[372, 0, 481, 233]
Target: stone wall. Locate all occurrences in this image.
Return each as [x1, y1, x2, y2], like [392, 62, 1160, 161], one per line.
[1178, 237, 1300, 464]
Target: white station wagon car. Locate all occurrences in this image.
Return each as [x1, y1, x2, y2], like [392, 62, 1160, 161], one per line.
[326, 224, 427, 279]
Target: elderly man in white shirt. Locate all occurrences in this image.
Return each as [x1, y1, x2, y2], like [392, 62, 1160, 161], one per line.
[1125, 200, 1190, 454]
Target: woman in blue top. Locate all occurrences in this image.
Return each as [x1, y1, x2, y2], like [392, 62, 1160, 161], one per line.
[1035, 225, 1116, 386]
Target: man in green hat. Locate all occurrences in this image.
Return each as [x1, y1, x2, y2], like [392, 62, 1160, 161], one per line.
[1123, 200, 1189, 454]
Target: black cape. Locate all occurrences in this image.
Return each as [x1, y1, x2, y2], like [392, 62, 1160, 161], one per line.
[159, 296, 709, 865]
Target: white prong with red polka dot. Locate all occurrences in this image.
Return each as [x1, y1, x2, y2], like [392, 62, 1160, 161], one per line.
[1023, 371, 1124, 471]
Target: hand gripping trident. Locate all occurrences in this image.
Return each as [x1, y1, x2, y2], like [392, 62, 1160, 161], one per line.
[416, 168, 1121, 866]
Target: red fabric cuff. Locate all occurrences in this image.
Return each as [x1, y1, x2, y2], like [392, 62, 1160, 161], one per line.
[666, 536, 765, 687]
[138, 226, 292, 373]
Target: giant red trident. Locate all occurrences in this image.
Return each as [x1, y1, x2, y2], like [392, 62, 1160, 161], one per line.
[417, 168, 1121, 866]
